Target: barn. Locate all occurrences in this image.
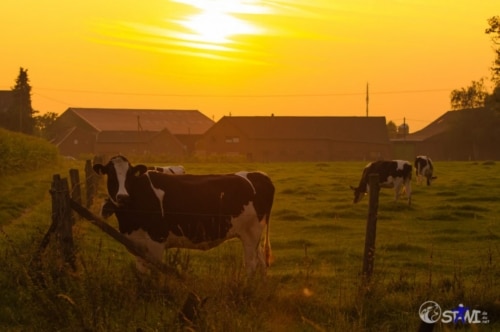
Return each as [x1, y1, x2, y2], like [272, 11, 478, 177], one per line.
[392, 108, 500, 161]
[51, 108, 214, 158]
[195, 116, 391, 162]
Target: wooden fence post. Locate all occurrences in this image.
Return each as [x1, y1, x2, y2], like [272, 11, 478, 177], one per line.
[51, 174, 76, 270]
[34, 174, 76, 274]
[69, 169, 82, 205]
[362, 173, 380, 283]
[85, 159, 97, 208]
[69, 169, 82, 223]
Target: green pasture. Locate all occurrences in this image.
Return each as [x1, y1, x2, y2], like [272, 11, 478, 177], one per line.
[1, 158, 499, 331]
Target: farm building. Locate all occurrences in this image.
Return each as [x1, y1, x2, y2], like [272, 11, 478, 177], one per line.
[0, 90, 14, 126]
[0, 90, 13, 113]
[195, 116, 391, 162]
[392, 108, 500, 160]
[51, 108, 214, 158]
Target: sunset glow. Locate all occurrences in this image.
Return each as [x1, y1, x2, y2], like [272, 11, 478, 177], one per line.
[1, 1, 498, 132]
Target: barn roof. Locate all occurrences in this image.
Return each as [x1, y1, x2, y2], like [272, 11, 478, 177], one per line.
[400, 108, 486, 142]
[65, 108, 214, 135]
[213, 116, 389, 144]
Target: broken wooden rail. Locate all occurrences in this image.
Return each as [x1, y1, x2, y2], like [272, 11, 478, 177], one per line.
[69, 199, 179, 276]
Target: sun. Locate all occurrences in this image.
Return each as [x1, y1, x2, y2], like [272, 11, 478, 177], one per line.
[172, 0, 270, 45]
[93, 0, 276, 62]
[180, 8, 255, 44]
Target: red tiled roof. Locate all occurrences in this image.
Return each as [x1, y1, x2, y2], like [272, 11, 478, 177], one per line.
[213, 116, 389, 144]
[67, 108, 214, 135]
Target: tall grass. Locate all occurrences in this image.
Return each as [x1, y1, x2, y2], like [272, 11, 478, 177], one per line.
[0, 129, 61, 224]
[0, 128, 59, 176]
[1, 159, 499, 331]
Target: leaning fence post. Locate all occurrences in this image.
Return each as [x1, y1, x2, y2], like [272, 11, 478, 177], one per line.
[362, 173, 380, 283]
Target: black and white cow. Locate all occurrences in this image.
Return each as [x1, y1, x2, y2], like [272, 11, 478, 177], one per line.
[93, 155, 274, 274]
[414, 156, 436, 186]
[350, 160, 412, 205]
[100, 164, 185, 218]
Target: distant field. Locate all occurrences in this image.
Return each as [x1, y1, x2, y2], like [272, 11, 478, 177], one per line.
[1, 159, 499, 331]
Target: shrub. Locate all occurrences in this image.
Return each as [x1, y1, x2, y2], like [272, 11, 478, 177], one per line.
[0, 128, 59, 175]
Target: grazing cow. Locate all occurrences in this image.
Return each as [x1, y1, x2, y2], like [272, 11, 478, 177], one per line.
[93, 155, 274, 274]
[350, 160, 412, 205]
[414, 156, 436, 186]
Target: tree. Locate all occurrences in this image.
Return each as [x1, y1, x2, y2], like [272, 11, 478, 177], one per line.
[485, 16, 500, 113]
[449, 78, 488, 110]
[485, 16, 500, 85]
[34, 112, 59, 139]
[386, 120, 397, 139]
[5, 68, 36, 134]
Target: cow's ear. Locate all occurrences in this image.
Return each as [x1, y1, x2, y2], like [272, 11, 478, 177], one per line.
[93, 164, 106, 175]
[133, 164, 148, 176]
[349, 185, 357, 191]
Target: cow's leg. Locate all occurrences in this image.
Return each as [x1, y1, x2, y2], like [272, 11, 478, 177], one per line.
[425, 170, 432, 186]
[393, 179, 403, 202]
[394, 185, 400, 202]
[242, 242, 260, 274]
[241, 223, 266, 275]
[231, 203, 267, 275]
[239, 220, 266, 275]
[405, 179, 412, 205]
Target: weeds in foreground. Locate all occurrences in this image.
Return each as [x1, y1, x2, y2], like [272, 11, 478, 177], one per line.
[1, 222, 498, 331]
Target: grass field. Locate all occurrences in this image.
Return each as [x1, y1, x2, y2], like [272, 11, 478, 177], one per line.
[1, 159, 499, 331]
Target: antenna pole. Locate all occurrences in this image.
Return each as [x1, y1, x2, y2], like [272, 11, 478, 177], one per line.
[366, 82, 369, 117]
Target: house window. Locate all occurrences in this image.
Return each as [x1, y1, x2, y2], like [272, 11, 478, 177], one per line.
[225, 136, 240, 143]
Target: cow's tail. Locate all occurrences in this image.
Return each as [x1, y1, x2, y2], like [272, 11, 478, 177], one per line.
[264, 212, 273, 267]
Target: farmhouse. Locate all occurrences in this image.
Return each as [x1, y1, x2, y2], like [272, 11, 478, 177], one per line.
[51, 108, 214, 158]
[0, 90, 13, 113]
[195, 116, 391, 162]
[392, 108, 500, 160]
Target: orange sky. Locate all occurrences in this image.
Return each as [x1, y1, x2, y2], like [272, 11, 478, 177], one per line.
[1, 0, 498, 132]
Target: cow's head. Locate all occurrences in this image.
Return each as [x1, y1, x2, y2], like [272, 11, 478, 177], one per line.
[426, 176, 437, 186]
[93, 155, 148, 207]
[350, 185, 365, 204]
